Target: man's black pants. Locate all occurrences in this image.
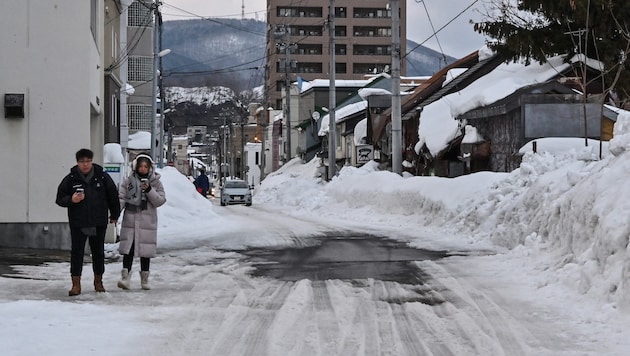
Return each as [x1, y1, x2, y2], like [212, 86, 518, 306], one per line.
[70, 226, 107, 276]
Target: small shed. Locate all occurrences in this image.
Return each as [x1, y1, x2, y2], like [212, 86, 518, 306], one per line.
[459, 81, 617, 172]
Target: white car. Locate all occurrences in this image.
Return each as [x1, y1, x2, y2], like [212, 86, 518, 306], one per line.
[220, 179, 252, 206]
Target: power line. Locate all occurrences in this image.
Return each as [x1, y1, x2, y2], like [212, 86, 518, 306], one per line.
[404, 0, 479, 60]
[161, 2, 265, 37]
[164, 56, 266, 77]
[415, 0, 449, 66]
[165, 43, 266, 73]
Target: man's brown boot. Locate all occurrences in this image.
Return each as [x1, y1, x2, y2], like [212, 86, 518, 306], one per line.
[94, 275, 106, 293]
[69, 276, 81, 296]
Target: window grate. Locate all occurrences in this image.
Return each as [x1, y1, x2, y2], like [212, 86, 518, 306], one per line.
[128, 104, 152, 132]
[128, 56, 153, 82]
[128, 1, 154, 27]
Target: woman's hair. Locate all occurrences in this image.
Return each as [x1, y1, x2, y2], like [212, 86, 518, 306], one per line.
[132, 153, 154, 171]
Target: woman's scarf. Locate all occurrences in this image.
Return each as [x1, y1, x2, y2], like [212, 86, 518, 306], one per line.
[124, 174, 148, 207]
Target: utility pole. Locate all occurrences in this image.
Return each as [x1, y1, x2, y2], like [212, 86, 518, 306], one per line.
[275, 24, 297, 165]
[391, 0, 402, 175]
[223, 116, 228, 179]
[150, 1, 160, 162]
[565, 29, 589, 147]
[328, 0, 336, 179]
[150, 1, 169, 164]
[157, 8, 165, 168]
[283, 40, 294, 164]
[241, 114, 245, 178]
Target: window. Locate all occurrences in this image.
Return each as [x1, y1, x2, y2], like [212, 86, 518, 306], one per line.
[353, 8, 390, 19]
[128, 104, 152, 131]
[297, 44, 323, 55]
[111, 95, 119, 127]
[277, 7, 322, 18]
[353, 27, 391, 37]
[128, 1, 153, 27]
[353, 63, 390, 74]
[335, 62, 347, 73]
[295, 62, 323, 74]
[354, 45, 391, 56]
[111, 28, 119, 60]
[290, 26, 323, 36]
[128, 56, 153, 82]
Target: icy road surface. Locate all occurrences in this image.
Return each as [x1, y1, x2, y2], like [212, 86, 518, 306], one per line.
[1, 203, 627, 355]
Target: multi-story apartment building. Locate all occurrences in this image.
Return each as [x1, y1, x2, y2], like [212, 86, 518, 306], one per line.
[265, 0, 407, 110]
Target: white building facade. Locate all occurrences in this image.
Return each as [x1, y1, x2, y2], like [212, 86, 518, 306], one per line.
[0, 1, 106, 249]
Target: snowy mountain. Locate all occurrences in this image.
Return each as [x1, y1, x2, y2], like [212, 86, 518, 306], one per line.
[162, 19, 266, 92]
[162, 18, 455, 91]
[161, 18, 455, 127]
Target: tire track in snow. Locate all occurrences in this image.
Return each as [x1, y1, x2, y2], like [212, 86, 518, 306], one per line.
[208, 280, 294, 356]
[312, 280, 342, 355]
[418, 260, 539, 355]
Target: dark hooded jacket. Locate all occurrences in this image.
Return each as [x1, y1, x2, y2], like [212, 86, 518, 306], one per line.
[55, 164, 120, 228]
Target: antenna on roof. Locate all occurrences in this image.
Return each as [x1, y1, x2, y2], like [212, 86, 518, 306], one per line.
[242, 0, 245, 20]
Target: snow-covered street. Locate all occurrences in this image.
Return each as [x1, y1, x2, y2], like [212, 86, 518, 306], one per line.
[6, 112, 630, 354]
[2, 199, 630, 355]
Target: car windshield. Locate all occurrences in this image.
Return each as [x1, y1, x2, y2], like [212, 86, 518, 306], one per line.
[225, 181, 248, 189]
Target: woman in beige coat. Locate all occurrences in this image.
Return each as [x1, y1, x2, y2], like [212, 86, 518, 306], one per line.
[117, 153, 166, 290]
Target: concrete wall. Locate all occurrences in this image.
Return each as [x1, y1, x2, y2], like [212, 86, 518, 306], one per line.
[0, 1, 104, 249]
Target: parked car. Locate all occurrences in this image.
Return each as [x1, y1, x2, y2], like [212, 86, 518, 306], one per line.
[220, 179, 252, 206]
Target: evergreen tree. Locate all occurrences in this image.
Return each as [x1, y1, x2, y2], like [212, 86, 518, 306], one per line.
[475, 0, 630, 104]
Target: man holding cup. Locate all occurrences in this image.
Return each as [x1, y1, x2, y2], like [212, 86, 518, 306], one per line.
[55, 148, 120, 296]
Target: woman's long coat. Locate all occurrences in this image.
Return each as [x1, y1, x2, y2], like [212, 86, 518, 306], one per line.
[118, 172, 166, 258]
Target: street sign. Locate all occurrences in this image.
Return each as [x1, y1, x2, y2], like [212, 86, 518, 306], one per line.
[356, 144, 373, 166]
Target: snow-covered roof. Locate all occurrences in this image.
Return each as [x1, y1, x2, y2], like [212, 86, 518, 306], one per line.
[318, 101, 368, 136]
[127, 131, 151, 150]
[353, 118, 367, 145]
[299, 79, 371, 93]
[416, 52, 605, 156]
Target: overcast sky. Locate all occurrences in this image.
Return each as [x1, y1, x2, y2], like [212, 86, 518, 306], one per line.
[160, 0, 489, 58]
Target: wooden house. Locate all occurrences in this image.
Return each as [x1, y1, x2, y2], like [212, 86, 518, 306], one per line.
[368, 51, 504, 175]
[459, 81, 617, 172]
[370, 49, 616, 176]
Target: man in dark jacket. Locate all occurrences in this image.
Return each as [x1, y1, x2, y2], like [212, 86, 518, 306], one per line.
[56, 148, 120, 296]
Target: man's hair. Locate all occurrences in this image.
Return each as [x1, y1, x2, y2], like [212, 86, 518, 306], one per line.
[75, 148, 94, 161]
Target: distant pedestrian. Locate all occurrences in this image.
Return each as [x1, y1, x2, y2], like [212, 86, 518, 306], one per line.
[55, 148, 120, 296]
[117, 153, 166, 290]
[194, 169, 210, 197]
